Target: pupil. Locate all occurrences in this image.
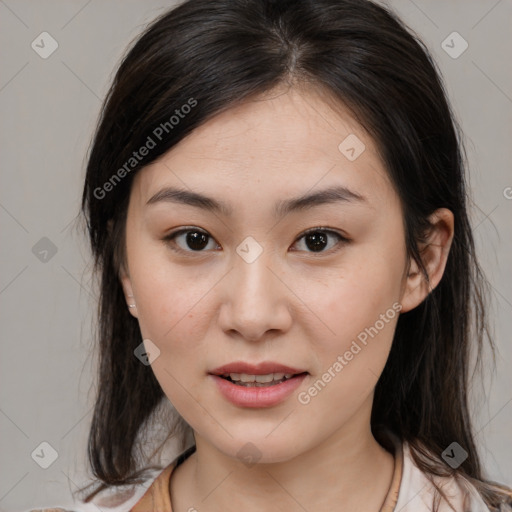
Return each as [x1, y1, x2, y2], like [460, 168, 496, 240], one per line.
[187, 231, 208, 250]
[306, 232, 327, 252]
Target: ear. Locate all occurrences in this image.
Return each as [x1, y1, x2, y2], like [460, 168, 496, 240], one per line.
[400, 208, 454, 313]
[119, 265, 138, 319]
[109, 218, 139, 319]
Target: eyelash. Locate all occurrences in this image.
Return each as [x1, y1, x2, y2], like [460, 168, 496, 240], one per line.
[162, 226, 350, 256]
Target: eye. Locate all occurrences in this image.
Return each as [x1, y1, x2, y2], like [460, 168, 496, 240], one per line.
[163, 227, 219, 253]
[292, 228, 349, 254]
[163, 227, 349, 255]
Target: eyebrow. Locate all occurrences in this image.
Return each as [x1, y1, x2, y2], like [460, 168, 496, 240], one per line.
[146, 185, 366, 218]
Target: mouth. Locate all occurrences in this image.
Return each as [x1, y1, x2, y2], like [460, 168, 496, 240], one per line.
[218, 372, 308, 387]
[209, 361, 308, 383]
[208, 361, 309, 407]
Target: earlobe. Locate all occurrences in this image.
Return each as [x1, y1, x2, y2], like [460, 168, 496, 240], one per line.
[399, 257, 427, 313]
[119, 268, 138, 318]
[400, 208, 454, 313]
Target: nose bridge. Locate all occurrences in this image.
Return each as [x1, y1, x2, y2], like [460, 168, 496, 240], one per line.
[219, 236, 291, 339]
[233, 236, 278, 307]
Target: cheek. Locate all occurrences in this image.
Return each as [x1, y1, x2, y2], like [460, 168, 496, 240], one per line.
[127, 239, 212, 341]
[130, 262, 212, 411]
[311, 251, 404, 353]
[296, 272, 401, 427]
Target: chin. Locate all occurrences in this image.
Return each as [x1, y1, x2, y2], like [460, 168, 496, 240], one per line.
[211, 433, 304, 466]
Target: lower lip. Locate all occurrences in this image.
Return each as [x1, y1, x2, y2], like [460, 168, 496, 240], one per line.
[210, 373, 308, 408]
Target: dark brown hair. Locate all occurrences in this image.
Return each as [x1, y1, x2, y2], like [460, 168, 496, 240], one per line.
[78, 0, 511, 509]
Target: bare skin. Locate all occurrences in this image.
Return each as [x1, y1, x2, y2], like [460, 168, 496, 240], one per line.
[120, 85, 454, 511]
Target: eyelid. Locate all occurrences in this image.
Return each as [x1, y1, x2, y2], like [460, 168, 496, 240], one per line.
[163, 226, 219, 255]
[298, 226, 350, 242]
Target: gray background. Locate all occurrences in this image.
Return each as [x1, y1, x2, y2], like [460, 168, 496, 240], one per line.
[0, 0, 511, 510]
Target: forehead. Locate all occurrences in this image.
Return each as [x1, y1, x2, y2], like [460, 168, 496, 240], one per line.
[131, 86, 394, 210]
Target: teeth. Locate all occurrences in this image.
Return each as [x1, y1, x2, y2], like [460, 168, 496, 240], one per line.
[226, 372, 295, 384]
[255, 374, 274, 383]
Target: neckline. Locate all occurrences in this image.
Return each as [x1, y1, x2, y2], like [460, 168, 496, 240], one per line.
[379, 434, 404, 511]
[174, 444, 196, 469]
[132, 437, 403, 512]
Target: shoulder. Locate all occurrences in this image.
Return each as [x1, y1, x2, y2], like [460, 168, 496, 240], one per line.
[395, 442, 495, 512]
[27, 506, 102, 512]
[27, 509, 75, 512]
[26, 446, 196, 512]
[25, 467, 169, 512]
[27, 508, 100, 512]
[128, 445, 196, 511]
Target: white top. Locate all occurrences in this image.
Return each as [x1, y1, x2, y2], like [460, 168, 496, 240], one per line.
[27, 442, 505, 512]
[396, 443, 491, 511]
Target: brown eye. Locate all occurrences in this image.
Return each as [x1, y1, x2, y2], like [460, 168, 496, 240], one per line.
[164, 228, 219, 253]
[292, 228, 349, 254]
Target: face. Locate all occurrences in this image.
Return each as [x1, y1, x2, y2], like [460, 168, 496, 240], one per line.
[120, 86, 414, 463]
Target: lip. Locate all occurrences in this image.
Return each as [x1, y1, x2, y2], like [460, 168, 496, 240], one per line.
[208, 361, 308, 408]
[209, 361, 307, 376]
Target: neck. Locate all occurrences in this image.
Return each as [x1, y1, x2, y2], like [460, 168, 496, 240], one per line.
[170, 403, 395, 511]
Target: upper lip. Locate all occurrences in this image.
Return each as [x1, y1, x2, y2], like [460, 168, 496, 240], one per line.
[209, 361, 308, 376]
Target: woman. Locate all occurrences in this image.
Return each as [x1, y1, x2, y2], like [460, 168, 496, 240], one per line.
[30, 0, 512, 510]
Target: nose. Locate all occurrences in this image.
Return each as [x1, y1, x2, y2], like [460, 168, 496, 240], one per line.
[217, 246, 293, 342]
